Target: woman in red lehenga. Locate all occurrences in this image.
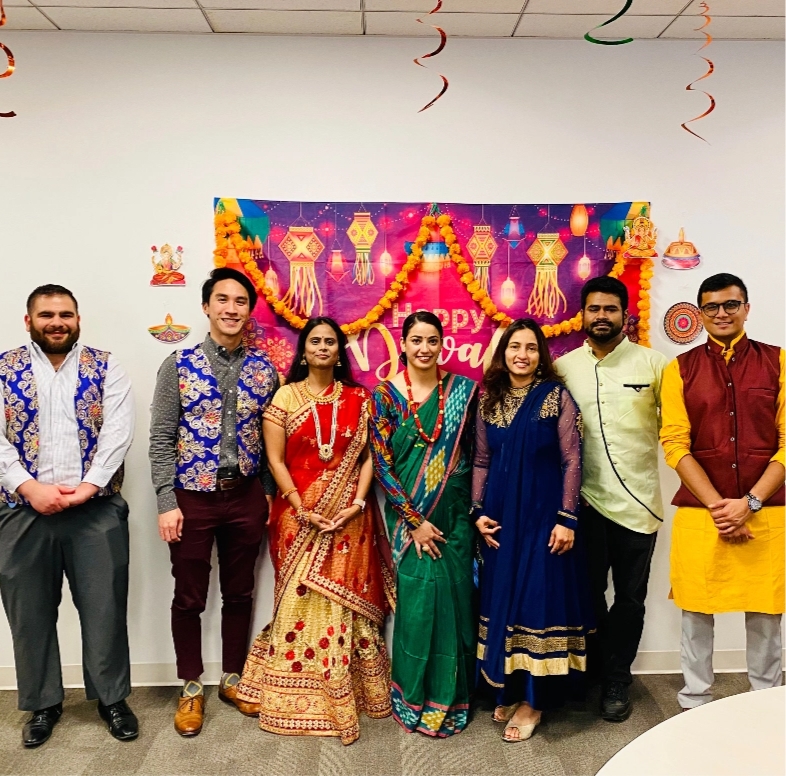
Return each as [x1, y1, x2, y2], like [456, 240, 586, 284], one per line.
[235, 317, 394, 745]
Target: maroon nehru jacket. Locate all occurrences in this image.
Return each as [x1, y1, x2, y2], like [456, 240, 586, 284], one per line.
[672, 334, 784, 508]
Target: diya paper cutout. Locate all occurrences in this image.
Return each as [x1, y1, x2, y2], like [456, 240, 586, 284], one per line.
[214, 198, 656, 390]
[148, 314, 190, 343]
[662, 228, 701, 270]
[150, 244, 186, 286]
[664, 302, 703, 345]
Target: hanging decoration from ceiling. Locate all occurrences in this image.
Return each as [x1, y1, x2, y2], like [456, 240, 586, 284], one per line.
[584, 0, 634, 45]
[0, 0, 16, 118]
[148, 314, 191, 343]
[662, 228, 702, 270]
[213, 199, 654, 388]
[414, 0, 449, 112]
[681, 2, 715, 143]
[664, 302, 703, 345]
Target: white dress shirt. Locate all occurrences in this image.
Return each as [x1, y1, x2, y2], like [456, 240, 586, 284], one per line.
[0, 341, 135, 493]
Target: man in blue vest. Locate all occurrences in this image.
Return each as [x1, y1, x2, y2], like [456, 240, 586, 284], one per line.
[0, 284, 137, 747]
[149, 268, 278, 736]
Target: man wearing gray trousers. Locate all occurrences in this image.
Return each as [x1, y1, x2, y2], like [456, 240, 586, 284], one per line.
[0, 284, 138, 748]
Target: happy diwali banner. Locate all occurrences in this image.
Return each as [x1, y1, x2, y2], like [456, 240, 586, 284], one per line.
[214, 198, 654, 388]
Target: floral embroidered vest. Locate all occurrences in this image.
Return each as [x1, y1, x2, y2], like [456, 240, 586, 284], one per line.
[175, 344, 276, 491]
[0, 345, 124, 506]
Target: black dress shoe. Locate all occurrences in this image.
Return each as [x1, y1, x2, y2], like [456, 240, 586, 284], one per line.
[601, 681, 632, 722]
[22, 703, 63, 748]
[98, 700, 139, 741]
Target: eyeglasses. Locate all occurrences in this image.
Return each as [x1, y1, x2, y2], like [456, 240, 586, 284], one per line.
[700, 300, 744, 317]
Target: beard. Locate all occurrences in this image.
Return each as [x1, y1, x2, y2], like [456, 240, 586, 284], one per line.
[29, 323, 80, 354]
[586, 319, 623, 344]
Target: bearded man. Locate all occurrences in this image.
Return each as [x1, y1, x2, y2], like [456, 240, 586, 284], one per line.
[557, 276, 669, 722]
[0, 284, 137, 748]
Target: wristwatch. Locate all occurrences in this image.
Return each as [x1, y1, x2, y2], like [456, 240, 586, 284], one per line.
[352, 498, 366, 511]
[746, 492, 763, 513]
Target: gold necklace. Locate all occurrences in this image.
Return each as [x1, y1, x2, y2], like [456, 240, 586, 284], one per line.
[303, 379, 343, 404]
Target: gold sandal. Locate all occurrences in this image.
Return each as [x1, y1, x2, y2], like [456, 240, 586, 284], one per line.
[492, 703, 519, 723]
[502, 718, 540, 743]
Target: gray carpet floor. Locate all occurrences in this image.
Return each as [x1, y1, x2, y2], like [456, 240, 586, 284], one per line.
[0, 674, 756, 776]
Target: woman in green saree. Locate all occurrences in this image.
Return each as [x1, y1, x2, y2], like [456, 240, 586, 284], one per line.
[369, 312, 478, 737]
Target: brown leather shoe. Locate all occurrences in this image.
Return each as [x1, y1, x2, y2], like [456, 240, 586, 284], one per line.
[174, 694, 205, 737]
[218, 684, 260, 717]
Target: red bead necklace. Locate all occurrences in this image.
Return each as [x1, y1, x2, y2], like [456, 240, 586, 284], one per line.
[403, 367, 445, 444]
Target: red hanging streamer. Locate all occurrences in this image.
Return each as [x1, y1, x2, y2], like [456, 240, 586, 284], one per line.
[0, 0, 16, 118]
[681, 2, 715, 143]
[414, 0, 448, 113]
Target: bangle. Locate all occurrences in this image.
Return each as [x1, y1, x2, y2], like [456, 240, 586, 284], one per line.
[352, 498, 366, 511]
[295, 505, 311, 525]
[281, 487, 298, 500]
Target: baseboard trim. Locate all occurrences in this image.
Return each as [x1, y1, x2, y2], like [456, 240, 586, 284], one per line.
[1, 650, 783, 690]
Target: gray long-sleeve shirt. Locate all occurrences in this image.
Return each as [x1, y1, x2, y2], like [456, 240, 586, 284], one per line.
[149, 335, 278, 513]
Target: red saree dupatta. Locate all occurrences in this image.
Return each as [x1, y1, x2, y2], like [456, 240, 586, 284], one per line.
[265, 383, 394, 626]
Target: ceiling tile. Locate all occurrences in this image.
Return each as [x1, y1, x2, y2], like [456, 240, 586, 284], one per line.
[4, 0, 33, 7]
[4, 5, 56, 27]
[36, 0, 199, 7]
[365, 0, 523, 11]
[683, 0, 784, 15]
[40, 7, 212, 31]
[200, 0, 359, 8]
[206, 9, 361, 33]
[516, 13, 671, 38]
[524, 0, 686, 13]
[663, 14, 785, 38]
[366, 11, 517, 36]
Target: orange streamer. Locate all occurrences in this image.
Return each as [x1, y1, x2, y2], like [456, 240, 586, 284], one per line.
[414, 0, 449, 113]
[0, 0, 16, 117]
[681, 2, 714, 143]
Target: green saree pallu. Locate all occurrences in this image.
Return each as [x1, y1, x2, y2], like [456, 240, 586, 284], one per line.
[370, 373, 477, 737]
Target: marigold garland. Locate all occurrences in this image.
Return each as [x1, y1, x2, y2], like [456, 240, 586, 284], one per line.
[214, 209, 652, 345]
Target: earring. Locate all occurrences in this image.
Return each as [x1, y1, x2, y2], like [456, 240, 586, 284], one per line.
[300, 356, 306, 365]
[336, 358, 342, 367]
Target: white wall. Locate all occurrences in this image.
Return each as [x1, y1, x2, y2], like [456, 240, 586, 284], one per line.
[0, 31, 783, 686]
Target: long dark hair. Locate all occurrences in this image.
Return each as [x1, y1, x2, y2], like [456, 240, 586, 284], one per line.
[285, 317, 361, 387]
[399, 311, 444, 365]
[482, 318, 561, 415]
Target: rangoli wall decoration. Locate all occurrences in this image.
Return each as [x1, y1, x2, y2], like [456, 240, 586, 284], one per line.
[214, 198, 656, 388]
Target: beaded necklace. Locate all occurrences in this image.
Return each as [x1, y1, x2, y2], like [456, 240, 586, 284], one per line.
[403, 368, 445, 444]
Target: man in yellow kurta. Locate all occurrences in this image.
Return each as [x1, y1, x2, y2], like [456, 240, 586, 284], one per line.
[661, 272, 784, 709]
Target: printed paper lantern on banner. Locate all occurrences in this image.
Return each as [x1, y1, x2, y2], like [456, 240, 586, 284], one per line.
[347, 211, 378, 286]
[504, 212, 524, 248]
[328, 247, 348, 282]
[500, 277, 516, 308]
[379, 250, 393, 277]
[578, 254, 591, 280]
[570, 204, 589, 237]
[279, 225, 324, 316]
[466, 224, 498, 293]
[526, 232, 568, 318]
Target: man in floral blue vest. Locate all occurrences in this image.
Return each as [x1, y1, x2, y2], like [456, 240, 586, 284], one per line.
[149, 268, 278, 736]
[0, 284, 137, 748]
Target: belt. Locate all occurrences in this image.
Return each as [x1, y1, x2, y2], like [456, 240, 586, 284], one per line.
[217, 475, 247, 491]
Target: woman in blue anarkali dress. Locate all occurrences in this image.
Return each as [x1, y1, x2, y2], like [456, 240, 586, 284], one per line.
[472, 318, 595, 742]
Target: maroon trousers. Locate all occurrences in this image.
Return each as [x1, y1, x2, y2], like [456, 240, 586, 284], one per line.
[171, 478, 267, 679]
